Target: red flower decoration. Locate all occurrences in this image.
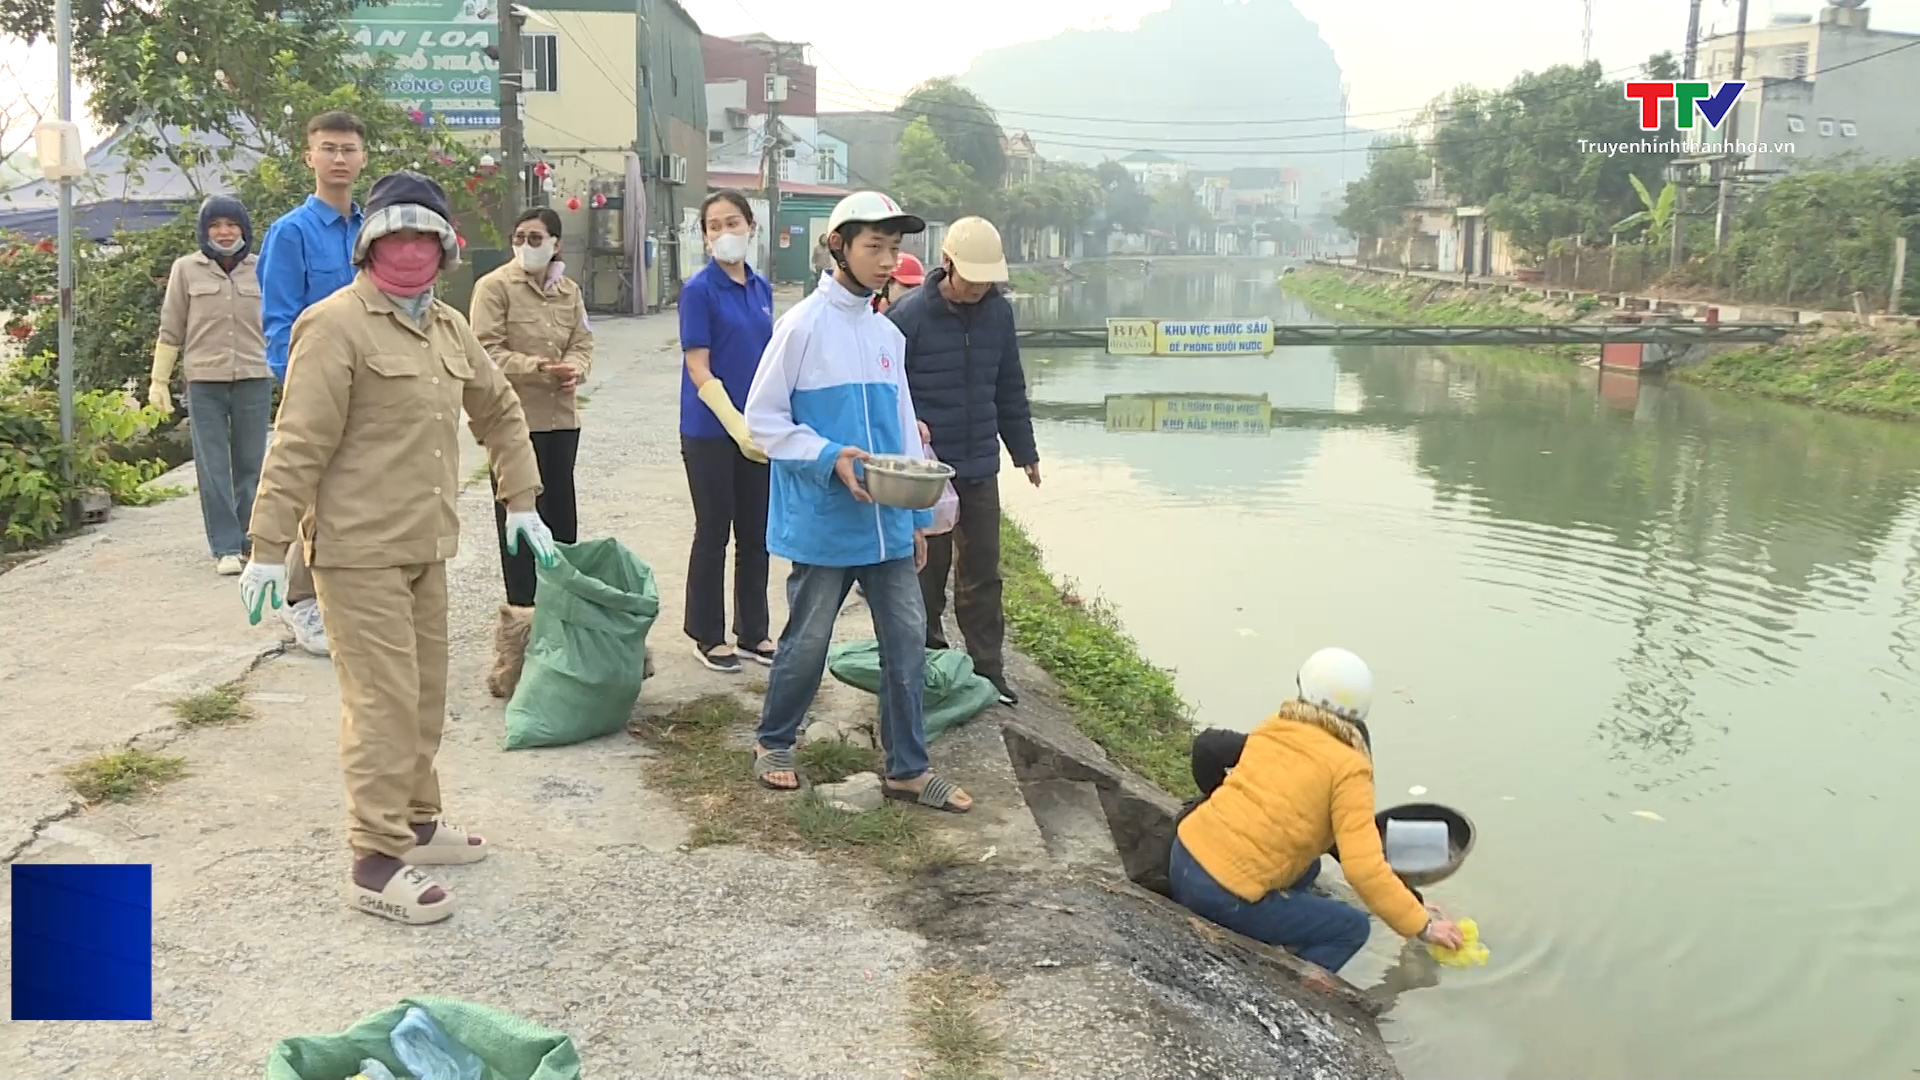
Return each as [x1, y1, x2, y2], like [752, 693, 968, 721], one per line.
[408, 109, 426, 123]
[532, 161, 550, 179]
[566, 196, 581, 211]
[465, 176, 479, 194]
[456, 234, 467, 248]
[592, 193, 607, 208]
[7, 323, 31, 340]
[34, 238, 54, 254]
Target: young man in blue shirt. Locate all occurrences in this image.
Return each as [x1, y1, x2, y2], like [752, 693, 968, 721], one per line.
[743, 191, 972, 814]
[254, 110, 368, 657]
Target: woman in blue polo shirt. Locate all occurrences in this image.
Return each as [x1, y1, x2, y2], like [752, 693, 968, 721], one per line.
[678, 190, 776, 674]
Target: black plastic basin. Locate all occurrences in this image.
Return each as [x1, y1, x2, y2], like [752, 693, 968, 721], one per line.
[1374, 802, 1476, 887]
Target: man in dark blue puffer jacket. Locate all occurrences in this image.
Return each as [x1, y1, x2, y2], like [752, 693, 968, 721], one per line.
[886, 217, 1039, 706]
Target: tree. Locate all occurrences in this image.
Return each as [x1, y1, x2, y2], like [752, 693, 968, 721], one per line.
[0, 0, 502, 393]
[1095, 161, 1152, 234]
[1613, 174, 1677, 242]
[1149, 180, 1210, 250]
[899, 76, 1007, 199]
[1426, 60, 1675, 259]
[0, 55, 51, 184]
[1335, 137, 1424, 239]
[891, 116, 974, 223]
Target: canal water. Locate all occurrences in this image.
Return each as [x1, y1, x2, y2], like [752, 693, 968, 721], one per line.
[1004, 264, 1920, 1080]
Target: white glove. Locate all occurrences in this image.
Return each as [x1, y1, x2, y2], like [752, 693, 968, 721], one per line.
[504, 511, 559, 568]
[238, 559, 288, 626]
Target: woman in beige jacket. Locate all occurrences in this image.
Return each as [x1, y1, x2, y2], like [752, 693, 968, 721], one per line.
[148, 196, 271, 575]
[469, 206, 594, 696]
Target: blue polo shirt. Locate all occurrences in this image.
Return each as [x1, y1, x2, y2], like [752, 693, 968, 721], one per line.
[678, 258, 774, 439]
[256, 194, 363, 381]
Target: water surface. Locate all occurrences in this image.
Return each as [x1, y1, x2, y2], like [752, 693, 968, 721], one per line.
[1004, 265, 1920, 1080]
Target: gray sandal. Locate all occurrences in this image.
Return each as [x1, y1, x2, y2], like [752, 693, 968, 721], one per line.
[883, 773, 971, 814]
[754, 747, 803, 791]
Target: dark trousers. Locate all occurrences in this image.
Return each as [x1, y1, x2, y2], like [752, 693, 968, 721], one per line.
[491, 428, 581, 607]
[681, 434, 771, 649]
[185, 378, 273, 558]
[919, 474, 1005, 680]
[1169, 838, 1370, 973]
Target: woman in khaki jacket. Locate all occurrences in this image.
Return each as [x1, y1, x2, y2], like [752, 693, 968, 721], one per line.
[147, 196, 270, 575]
[469, 206, 593, 697]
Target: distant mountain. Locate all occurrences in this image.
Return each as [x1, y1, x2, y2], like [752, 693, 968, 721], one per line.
[959, 0, 1372, 209]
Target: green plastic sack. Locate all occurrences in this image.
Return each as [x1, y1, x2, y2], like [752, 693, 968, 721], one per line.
[263, 995, 580, 1080]
[504, 538, 659, 750]
[827, 639, 999, 741]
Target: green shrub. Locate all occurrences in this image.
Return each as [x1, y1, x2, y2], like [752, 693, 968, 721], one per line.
[0, 351, 169, 550]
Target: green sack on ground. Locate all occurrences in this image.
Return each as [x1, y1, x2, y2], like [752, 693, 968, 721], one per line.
[827, 640, 1000, 741]
[504, 538, 659, 750]
[263, 995, 581, 1080]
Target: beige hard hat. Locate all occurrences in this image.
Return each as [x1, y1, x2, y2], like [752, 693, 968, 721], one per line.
[941, 216, 1009, 283]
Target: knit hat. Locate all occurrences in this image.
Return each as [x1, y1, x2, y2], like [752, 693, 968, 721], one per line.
[197, 195, 252, 262]
[353, 170, 460, 268]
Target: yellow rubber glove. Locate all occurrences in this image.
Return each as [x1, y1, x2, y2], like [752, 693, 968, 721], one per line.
[696, 378, 768, 463]
[148, 343, 179, 415]
[1425, 917, 1490, 968]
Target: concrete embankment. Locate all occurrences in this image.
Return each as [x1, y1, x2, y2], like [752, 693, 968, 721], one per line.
[0, 299, 1399, 1078]
[1285, 264, 1920, 421]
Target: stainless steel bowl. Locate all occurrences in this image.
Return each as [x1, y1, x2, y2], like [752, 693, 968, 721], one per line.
[861, 454, 955, 509]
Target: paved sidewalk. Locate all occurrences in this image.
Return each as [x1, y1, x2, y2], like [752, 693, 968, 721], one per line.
[0, 311, 942, 1077]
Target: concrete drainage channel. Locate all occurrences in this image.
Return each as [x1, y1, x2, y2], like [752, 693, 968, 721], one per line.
[891, 710, 1405, 1079]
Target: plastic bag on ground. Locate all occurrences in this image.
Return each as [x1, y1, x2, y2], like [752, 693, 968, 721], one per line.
[391, 1006, 483, 1080]
[264, 996, 582, 1080]
[827, 640, 999, 741]
[918, 439, 959, 536]
[504, 538, 659, 750]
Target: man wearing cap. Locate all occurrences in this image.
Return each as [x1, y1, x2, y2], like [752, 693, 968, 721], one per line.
[239, 170, 553, 924]
[885, 216, 1039, 707]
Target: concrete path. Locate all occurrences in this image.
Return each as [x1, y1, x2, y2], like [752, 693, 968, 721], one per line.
[0, 307, 1016, 1077]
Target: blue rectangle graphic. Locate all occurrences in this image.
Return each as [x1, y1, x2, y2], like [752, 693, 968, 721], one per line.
[11, 863, 154, 1021]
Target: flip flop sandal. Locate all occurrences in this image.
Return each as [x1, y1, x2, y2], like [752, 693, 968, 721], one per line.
[883, 773, 972, 814]
[403, 820, 490, 866]
[754, 747, 804, 791]
[347, 865, 454, 925]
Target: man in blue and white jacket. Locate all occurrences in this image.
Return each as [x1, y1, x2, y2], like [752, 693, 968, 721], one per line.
[744, 191, 973, 815]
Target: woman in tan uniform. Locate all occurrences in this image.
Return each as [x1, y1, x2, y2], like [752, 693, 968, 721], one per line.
[469, 206, 593, 697]
[147, 196, 271, 575]
[239, 171, 551, 924]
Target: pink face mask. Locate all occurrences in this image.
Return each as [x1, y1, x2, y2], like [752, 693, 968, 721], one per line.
[367, 234, 443, 296]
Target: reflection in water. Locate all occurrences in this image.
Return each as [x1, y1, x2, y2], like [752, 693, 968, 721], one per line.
[1006, 265, 1920, 1080]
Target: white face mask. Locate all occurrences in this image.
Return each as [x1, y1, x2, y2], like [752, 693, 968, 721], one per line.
[209, 236, 245, 255]
[710, 230, 752, 265]
[515, 238, 556, 272]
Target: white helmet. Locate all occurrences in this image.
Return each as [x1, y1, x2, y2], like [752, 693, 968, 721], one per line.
[1296, 648, 1373, 722]
[826, 191, 925, 236]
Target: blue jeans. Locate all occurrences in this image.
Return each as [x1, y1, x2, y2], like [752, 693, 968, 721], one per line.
[1169, 837, 1372, 972]
[757, 558, 930, 780]
[186, 379, 273, 558]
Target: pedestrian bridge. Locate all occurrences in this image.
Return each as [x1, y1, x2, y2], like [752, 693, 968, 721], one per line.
[1014, 319, 1795, 352]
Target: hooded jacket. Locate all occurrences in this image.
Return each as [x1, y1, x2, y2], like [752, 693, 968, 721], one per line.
[197, 195, 252, 263]
[1175, 701, 1429, 938]
[745, 272, 933, 568]
[884, 267, 1038, 481]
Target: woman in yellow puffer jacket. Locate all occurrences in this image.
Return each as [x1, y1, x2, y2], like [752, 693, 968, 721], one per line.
[1171, 647, 1464, 974]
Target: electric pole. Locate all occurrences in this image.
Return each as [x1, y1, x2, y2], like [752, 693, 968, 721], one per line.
[1712, 0, 1749, 250]
[760, 42, 793, 286]
[1682, 0, 1703, 78]
[497, 1, 526, 236]
[54, 0, 74, 484]
[636, 0, 654, 311]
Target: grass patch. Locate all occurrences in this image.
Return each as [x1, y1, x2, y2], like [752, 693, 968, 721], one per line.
[63, 748, 188, 803]
[1676, 327, 1920, 419]
[797, 739, 878, 784]
[1008, 267, 1053, 295]
[1280, 267, 1587, 361]
[1000, 518, 1196, 796]
[124, 484, 190, 506]
[630, 694, 959, 873]
[907, 968, 1007, 1080]
[167, 683, 252, 727]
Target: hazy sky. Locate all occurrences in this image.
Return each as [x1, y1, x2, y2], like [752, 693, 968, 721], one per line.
[6, 0, 1919, 149]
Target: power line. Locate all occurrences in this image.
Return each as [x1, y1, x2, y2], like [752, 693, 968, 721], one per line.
[799, 38, 1920, 159]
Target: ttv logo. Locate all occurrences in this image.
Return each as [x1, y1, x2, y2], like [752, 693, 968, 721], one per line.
[1624, 81, 1745, 132]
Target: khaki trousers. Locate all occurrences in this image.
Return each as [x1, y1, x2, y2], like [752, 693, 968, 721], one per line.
[312, 561, 450, 859]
